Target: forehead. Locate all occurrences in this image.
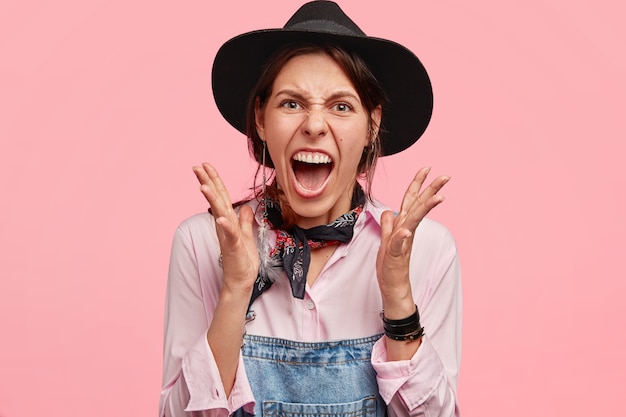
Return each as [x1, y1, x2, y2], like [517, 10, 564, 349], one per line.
[272, 52, 357, 93]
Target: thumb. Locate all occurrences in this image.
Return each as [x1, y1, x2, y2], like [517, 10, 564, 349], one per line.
[389, 229, 412, 256]
[380, 210, 395, 246]
[238, 205, 255, 239]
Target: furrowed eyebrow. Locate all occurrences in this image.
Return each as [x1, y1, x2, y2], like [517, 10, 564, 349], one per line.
[274, 89, 307, 101]
[274, 89, 360, 103]
[326, 91, 361, 103]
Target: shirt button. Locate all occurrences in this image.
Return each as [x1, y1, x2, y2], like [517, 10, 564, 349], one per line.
[305, 300, 315, 310]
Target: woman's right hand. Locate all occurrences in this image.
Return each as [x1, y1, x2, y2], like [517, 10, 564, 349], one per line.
[193, 163, 260, 295]
[193, 163, 258, 396]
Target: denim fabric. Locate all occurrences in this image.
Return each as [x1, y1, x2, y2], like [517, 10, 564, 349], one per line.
[233, 334, 386, 417]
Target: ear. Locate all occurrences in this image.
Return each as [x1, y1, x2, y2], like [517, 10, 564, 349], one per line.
[369, 105, 382, 144]
[254, 97, 265, 140]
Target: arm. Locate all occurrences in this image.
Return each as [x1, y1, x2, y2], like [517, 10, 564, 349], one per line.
[374, 167, 461, 416]
[160, 162, 260, 416]
[159, 220, 255, 417]
[373, 227, 461, 416]
[193, 163, 260, 397]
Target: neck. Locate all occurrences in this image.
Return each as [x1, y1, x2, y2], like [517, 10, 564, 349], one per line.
[267, 182, 365, 230]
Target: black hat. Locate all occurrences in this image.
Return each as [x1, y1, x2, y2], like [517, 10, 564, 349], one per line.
[212, 0, 433, 156]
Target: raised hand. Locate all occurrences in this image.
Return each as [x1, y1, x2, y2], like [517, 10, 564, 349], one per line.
[192, 163, 260, 395]
[376, 167, 450, 318]
[193, 163, 260, 294]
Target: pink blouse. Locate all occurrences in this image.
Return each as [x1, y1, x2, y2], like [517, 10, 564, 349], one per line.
[160, 199, 461, 416]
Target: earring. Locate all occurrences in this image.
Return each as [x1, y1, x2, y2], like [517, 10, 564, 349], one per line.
[261, 140, 268, 215]
[255, 140, 282, 291]
[257, 140, 272, 280]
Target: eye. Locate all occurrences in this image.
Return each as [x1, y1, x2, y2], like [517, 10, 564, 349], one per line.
[332, 102, 353, 112]
[281, 100, 303, 110]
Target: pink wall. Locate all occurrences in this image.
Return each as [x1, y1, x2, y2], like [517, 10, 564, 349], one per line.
[1, 1, 624, 415]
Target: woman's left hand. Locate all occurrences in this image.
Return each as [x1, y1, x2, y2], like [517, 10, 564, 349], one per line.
[376, 167, 450, 318]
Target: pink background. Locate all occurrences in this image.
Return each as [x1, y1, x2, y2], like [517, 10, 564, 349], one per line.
[1, 1, 624, 416]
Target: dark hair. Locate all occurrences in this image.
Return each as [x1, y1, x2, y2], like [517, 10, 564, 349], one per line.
[246, 43, 388, 201]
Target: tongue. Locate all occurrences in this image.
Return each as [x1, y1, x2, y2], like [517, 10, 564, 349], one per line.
[293, 162, 332, 190]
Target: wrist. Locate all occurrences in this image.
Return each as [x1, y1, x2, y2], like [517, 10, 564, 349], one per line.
[378, 273, 412, 306]
[380, 292, 415, 320]
[220, 272, 256, 297]
[381, 304, 424, 342]
[219, 282, 253, 313]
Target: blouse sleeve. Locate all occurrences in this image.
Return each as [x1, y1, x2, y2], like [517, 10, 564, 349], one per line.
[371, 220, 462, 417]
[159, 216, 255, 417]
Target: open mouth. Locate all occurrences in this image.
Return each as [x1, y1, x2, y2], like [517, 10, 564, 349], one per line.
[291, 151, 333, 192]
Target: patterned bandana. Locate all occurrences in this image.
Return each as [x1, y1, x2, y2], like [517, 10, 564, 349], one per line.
[249, 185, 366, 308]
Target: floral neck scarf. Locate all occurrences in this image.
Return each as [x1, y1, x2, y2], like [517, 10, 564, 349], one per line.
[249, 185, 366, 308]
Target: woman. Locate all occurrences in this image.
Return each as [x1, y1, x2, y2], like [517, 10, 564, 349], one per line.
[160, 2, 461, 416]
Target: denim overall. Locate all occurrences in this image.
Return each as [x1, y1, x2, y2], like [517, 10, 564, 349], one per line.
[233, 333, 387, 417]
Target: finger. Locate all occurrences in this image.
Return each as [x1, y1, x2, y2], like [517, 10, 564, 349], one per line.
[238, 206, 256, 242]
[401, 175, 449, 221]
[194, 165, 221, 206]
[401, 191, 446, 233]
[195, 164, 234, 218]
[414, 175, 450, 206]
[376, 210, 395, 277]
[192, 165, 211, 185]
[213, 216, 229, 245]
[202, 163, 233, 208]
[214, 215, 241, 248]
[400, 167, 430, 214]
[379, 210, 395, 248]
[199, 181, 231, 217]
[388, 228, 412, 256]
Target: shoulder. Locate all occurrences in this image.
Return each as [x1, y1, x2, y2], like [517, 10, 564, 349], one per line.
[414, 217, 458, 260]
[173, 212, 217, 250]
[177, 211, 213, 230]
[417, 217, 456, 245]
[168, 212, 219, 266]
[177, 211, 214, 234]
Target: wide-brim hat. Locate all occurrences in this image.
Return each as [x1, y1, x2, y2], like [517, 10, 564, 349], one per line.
[212, 0, 433, 156]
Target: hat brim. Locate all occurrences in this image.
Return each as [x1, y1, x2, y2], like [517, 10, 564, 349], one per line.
[212, 29, 433, 156]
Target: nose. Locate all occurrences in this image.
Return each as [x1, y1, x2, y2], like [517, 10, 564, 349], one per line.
[302, 107, 328, 138]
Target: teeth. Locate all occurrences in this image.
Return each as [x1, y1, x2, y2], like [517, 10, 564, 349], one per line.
[293, 152, 332, 164]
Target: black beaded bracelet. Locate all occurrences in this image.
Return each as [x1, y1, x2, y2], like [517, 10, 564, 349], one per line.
[381, 305, 424, 341]
[381, 305, 419, 325]
[384, 326, 425, 341]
